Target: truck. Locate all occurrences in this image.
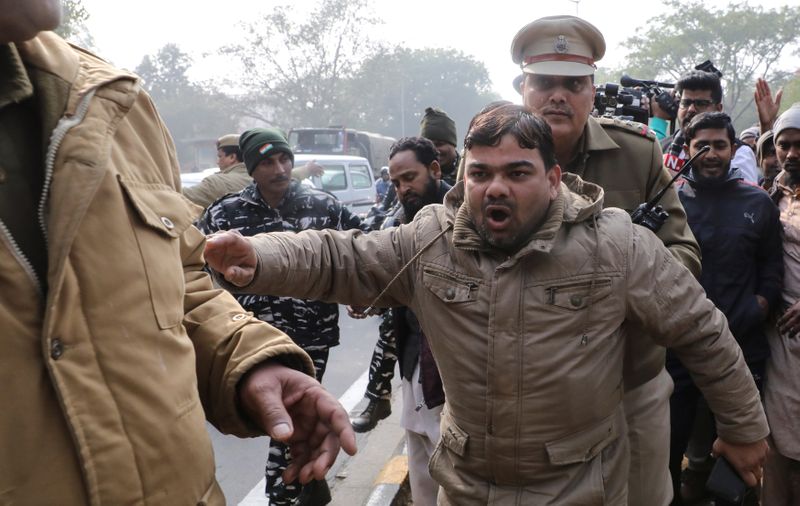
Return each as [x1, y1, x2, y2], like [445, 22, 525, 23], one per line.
[288, 127, 395, 177]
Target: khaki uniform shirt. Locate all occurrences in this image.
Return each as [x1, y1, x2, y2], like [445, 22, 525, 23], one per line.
[182, 161, 251, 211]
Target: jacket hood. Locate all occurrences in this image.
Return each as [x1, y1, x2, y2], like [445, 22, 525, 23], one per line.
[447, 172, 604, 253]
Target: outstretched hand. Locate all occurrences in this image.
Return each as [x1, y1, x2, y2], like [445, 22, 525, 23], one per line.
[204, 230, 258, 287]
[754, 78, 782, 133]
[712, 437, 769, 487]
[239, 361, 357, 484]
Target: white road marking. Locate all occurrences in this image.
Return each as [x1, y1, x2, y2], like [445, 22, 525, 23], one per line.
[237, 368, 370, 506]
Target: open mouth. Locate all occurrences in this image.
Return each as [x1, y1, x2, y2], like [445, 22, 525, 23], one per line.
[485, 206, 512, 229]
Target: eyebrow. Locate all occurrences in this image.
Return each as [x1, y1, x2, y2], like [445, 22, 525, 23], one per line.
[468, 160, 536, 171]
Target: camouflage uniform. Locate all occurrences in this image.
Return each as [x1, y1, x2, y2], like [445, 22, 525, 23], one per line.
[363, 204, 404, 402]
[199, 180, 365, 505]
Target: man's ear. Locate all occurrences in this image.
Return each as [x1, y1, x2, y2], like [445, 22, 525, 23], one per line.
[429, 160, 442, 180]
[548, 164, 562, 199]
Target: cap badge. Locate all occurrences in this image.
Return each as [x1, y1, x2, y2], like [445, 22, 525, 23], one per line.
[259, 143, 274, 155]
[555, 35, 568, 54]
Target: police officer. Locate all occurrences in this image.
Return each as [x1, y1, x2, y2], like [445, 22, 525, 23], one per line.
[510, 15, 701, 506]
[183, 133, 251, 210]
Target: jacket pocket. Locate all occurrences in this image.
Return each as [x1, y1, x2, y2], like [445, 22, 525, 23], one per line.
[544, 278, 613, 311]
[422, 265, 480, 304]
[544, 410, 620, 465]
[441, 416, 470, 457]
[119, 176, 196, 329]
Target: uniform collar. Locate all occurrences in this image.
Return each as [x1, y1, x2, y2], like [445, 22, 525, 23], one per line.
[565, 116, 619, 173]
[241, 179, 302, 208]
[582, 116, 620, 153]
[221, 161, 246, 174]
[0, 43, 34, 110]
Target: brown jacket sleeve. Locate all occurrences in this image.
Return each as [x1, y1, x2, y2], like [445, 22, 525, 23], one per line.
[625, 221, 768, 444]
[222, 218, 426, 309]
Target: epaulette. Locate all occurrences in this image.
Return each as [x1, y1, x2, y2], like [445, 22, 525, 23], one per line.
[597, 116, 656, 141]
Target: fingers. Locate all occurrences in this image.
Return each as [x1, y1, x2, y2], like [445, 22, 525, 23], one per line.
[238, 363, 297, 442]
[775, 88, 784, 107]
[224, 265, 256, 287]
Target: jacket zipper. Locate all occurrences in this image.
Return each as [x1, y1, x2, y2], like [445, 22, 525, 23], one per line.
[0, 90, 97, 297]
[0, 219, 43, 298]
[422, 266, 479, 290]
[38, 89, 97, 243]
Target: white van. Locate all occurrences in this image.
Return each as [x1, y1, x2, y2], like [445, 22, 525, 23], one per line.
[294, 154, 376, 215]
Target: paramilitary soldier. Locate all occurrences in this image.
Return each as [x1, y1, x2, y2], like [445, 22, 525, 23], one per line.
[204, 103, 768, 506]
[198, 128, 367, 506]
[510, 15, 701, 506]
[420, 107, 460, 186]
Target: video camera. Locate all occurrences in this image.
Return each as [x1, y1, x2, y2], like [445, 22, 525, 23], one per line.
[593, 83, 649, 124]
[620, 60, 723, 122]
[619, 75, 677, 120]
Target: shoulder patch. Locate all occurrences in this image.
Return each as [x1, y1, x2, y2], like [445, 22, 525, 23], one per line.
[597, 116, 656, 141]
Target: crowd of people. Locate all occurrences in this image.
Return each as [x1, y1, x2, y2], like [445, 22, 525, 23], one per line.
[3, 2, 800, 506]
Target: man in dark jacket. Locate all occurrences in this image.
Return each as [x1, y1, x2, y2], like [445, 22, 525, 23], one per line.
[199, 128, 366, 506]
[669, 112, 783, 504]
[350, 137, 448, 505]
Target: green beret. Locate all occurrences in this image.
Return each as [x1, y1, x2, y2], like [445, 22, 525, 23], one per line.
[420, 107, 457, 147]
[239, 128, 294, 175]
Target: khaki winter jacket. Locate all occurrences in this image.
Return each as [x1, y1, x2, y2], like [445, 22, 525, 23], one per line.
[0, 33, 312, 505]
[234, 174, 767, 504]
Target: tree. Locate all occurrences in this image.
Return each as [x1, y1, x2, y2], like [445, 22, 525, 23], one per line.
[135, 44, 193, 100]
[621, 0, 800, 130]
[135, 45, 240, 171]
[223, 0, 381, 129]
[344, 47, 499, 139]
[55, 0, 94, 49]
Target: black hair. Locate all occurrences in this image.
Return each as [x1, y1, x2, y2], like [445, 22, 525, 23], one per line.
[389, 137, 439, 166]
[676, 70, 723, 104]
[220, 145, 243, 162]
[684, 112, 736, 145]
[464, 103, 557, 170]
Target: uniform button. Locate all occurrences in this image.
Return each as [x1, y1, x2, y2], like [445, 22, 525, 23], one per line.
[445, 287, 456, 300]
[160, 216, 175, 229]
[570, 295, 583, 307]
[50, 338, 64, 360]
[232, 313, 247, 321]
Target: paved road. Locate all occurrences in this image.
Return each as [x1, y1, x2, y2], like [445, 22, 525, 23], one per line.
[208, 305, 381, 504]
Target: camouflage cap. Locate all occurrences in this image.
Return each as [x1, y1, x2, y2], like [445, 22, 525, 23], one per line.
[216, 134, 240, 150]
[510, 15, 605, 76]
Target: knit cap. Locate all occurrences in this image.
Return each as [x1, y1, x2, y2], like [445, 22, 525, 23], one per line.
[239, 128, 294, 174]
[773, 103, 800, 143]
[420, 107, 457, 147]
